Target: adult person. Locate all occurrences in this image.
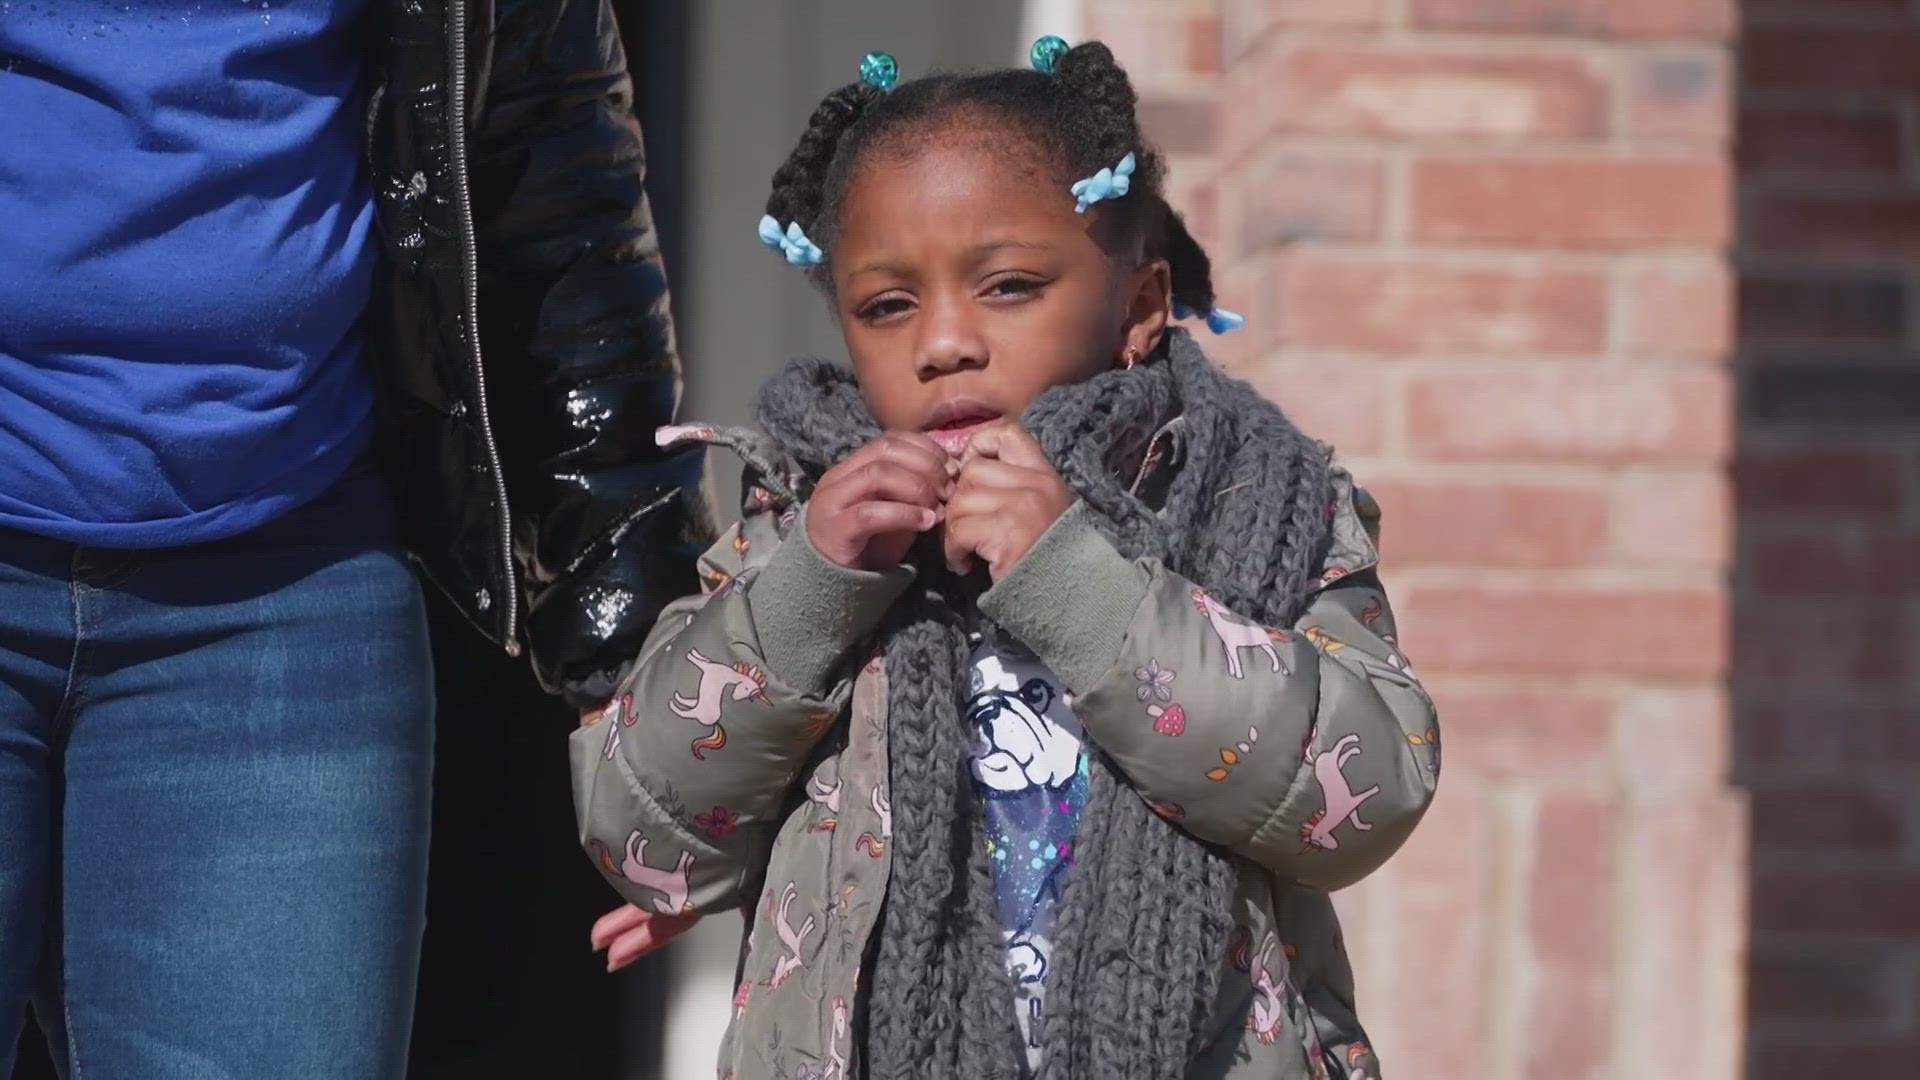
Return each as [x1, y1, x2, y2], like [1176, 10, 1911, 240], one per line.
[0, 3, 707, 1077]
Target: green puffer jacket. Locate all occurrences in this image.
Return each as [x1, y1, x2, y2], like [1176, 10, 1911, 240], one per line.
[572, 418, 1439, 1080]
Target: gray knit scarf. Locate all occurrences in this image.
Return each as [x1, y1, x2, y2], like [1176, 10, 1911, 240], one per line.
[753, 329, 1334, 1080]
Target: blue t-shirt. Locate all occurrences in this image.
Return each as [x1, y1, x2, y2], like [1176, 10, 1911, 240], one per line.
[966, 638, 1090, 1072]
[0, 0, 379, 547]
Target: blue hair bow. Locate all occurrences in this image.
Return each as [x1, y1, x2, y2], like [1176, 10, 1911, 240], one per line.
[1071, 152, 1135, 214]
[1172, 299, 1246, 335]
[757, 214, 824, 267]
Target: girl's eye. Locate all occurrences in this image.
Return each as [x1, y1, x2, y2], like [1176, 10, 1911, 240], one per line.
[855, 294, 914, 322]
[984, 275, 1044, 299]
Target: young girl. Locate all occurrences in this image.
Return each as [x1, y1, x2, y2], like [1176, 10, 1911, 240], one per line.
[572, 39, 1438, 1080]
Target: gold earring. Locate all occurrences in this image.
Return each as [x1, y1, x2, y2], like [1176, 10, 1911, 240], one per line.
[1122, 346, 1140, 369]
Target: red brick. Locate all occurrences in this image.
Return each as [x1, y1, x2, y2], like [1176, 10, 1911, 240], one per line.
[1421, 681, 1611, 778]
[1751, 871, 1920, 934]
[1740, 700, 1920, 770]
[1614, 795, 1746, 1078]
[1365, 479, 1612, 568]
[1612, 468, 1730, 567]
[1622, 260, 1732, 357]
[1225, 0, 1386, 56]
[1138, 97, 1216, 155]
[1733, 599, 1912, 691]
[1734, 447, 1908, 512]
[1749, 785, 1906, 850]
[1744, 23, 1920, 93]
[1737, 104, 1906, 178]
[1749, 949, 1905, 1024]
[1412, 0, 1735, 41]
[1746, 0, 1916, 14]
[1377, 781, 1494, 1080]
[1412, 157, 1730, 250]
[1397, 584, 1726, 678]
[1627, 49, 1731, 146]
[1276, 256, 1608, 354]
[1614, 686, 1731, 794]
[1406, 370, 1730, 463]
[1236, 152, 1383, 253]
[1524, 794, 1612, 1080]
[1747, 193, 1920, 259]
[1245, 359, 1387, 452]
[1743, 523, 1920, 595]
[1752, 1041, 1920, 1080]
[1187, 16, 1222, 77]
[1268, 44, 1609, 141]
[1739, 278, 1908, 345]
[1090, 5, 1221, 91]
[1745, 363, 1920, 426]
[1216, 66, 1266, 166]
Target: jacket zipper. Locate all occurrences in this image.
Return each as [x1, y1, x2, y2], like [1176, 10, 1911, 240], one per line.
[447, 2, 522, 656]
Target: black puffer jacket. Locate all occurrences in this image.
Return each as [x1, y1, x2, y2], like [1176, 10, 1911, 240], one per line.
[367, 0, 709, 706]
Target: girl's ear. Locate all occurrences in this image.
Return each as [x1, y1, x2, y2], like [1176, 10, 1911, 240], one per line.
[1120, 257, 1172, 365]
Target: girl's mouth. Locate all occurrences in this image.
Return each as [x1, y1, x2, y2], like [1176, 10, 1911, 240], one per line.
[924, 404, 1001, 457]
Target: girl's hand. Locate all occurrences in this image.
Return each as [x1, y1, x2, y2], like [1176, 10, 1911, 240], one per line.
[807, 431, 955, 570]
[945, 422, 1073, 580]
[592, 902, 699, 972]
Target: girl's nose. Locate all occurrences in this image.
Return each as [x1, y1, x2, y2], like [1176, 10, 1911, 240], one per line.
[913, 301, 988, 381]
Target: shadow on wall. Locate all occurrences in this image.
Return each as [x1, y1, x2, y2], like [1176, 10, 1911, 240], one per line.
[1733, 1, 1920, 1077]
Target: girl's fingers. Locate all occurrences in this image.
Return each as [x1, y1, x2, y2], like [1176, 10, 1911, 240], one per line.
[818, 457, 953, 511]
[875, 430, 954, 474]
[961, 421, 1052, 472]
[952, 456, 1040, 493]
[831, 432, 952, 489]
[590, 902, 651, 951]
[943, 486, 1011, 519]
[847, 501, 941, 542]
[942, 507, 993, 575]
[606, 913, 700, 971]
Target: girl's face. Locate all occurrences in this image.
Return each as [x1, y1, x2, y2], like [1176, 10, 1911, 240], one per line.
[830, 135, 1170, 456]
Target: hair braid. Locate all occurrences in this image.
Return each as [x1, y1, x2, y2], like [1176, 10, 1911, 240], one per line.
[1157, 201, 1217, 316]
[764, 81, 883, 239]
[763, 39, 1225, 317]
[1052, 41, 1143, 174]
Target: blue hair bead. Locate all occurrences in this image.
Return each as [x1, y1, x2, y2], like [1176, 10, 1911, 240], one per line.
[1172, 299, 1245, 334]
[1205, 307, 1246, 334]
[1070, 151, 1135, 214]
[859, 51, 898, 91]
[1029, 35, 1070, 74]
[757, 214, 824, 267]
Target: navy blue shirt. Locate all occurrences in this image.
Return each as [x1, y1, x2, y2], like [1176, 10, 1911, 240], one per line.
[966, 639, 1089, 1071]
[0, 0, 378, 546]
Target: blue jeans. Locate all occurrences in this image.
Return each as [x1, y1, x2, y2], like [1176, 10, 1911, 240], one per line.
[0, 461, 435, 1079]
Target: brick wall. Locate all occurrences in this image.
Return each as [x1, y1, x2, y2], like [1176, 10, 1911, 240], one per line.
[1736, 2, 1920, 1077]
[1088, 1, 1751, 1077]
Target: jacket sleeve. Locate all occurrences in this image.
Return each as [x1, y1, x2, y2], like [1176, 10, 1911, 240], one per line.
[470, 0, 706, 707]
[569, 505, 914, 914]
[977, 473, 1438, 892]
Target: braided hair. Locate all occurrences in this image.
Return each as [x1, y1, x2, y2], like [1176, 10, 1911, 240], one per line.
[763, 42, 1216, 317]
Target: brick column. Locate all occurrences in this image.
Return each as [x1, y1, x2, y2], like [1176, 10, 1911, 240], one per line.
[1095, 2, 1750, 1077]
[1736, 3, 1920, 1077]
